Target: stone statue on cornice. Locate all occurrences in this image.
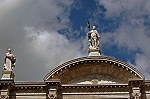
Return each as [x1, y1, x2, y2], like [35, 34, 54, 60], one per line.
[3, 48, 16, 71]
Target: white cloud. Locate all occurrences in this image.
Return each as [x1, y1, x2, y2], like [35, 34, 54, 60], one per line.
[97, 0, 150, 79]
[98, 0, 147, 17]
[0, 0, 85, 81]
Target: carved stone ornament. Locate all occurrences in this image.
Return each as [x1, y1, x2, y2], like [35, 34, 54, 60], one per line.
[1, 95, 9, 99]
[48, 89, 57, 99]
[131, 87, 141, 99]
[132, 93, 140, 99]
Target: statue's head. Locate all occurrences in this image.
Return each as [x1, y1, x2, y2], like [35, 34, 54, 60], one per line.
[93, 26, 96, 30]
[7, 48, 12, 53]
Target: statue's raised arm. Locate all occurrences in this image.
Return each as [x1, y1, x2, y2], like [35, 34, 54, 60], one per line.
[3, 48, 16, 71]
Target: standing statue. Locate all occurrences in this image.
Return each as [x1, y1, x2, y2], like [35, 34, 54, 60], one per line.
[3, 48, 16, 71]
[88, 26, 100, 50]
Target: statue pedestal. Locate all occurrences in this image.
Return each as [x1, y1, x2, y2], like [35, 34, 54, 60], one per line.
[88, 49, 101, 56]
[1, 71, 15, 80]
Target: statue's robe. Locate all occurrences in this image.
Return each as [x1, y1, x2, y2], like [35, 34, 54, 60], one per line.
[88, 29, 100, 49]
[4, 53, 15, 71]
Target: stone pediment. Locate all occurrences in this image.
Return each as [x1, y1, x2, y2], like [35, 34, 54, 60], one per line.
[44, 56, 144, 84]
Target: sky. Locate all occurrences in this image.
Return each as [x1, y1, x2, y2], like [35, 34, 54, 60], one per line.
[0, 0, 150, 81]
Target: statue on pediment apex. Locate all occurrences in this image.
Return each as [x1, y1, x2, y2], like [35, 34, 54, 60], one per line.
[88, 25, 100, 50]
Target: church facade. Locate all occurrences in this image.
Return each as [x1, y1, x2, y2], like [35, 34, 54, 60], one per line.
[1, 26, 150, 99]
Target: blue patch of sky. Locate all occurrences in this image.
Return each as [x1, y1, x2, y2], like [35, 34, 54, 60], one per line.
[144, 15, 150, 26]
[96, 11, 128, 33]
[58, 0, 123, 41]
[97, 6, 146, 65]
[93, 7, 120, 33]
[90, 3, 140, 64]
[102, 44, 141, 65]
[96, 7, 144, 65]
[58, 0, 97, 40]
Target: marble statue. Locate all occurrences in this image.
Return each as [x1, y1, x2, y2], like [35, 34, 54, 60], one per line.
[3, 48, 16, 71]
[88, 26, 100, 50]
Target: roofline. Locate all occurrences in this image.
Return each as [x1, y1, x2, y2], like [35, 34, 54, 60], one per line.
[44, 56, 144, 81]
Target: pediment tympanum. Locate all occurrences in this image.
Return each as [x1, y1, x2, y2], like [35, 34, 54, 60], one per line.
[68, 74, 124, 84]
[44, 56, 144, 84]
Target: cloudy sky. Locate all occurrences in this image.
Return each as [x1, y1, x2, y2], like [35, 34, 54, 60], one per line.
[0, 0, 150, 81]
